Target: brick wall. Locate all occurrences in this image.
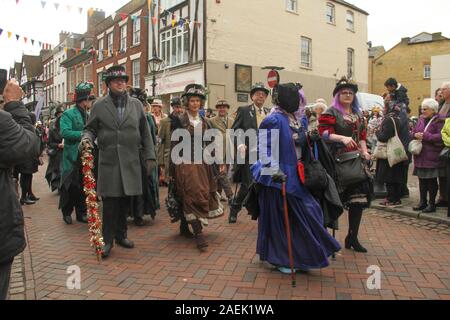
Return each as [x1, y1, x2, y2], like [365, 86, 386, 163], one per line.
[92, 2, 149, 96]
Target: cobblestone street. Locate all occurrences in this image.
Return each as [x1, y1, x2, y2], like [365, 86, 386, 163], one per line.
[8, 165, 450, 300]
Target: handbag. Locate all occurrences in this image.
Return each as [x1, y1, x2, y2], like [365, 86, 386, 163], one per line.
[47, 148, 57, 157]
[373, 142, 387, 159]
[165, 180, 183, 223]
[439, 147, 450, 161]
[303, 139, 328, 192]
[335, 151, 367, 188]
[387, 117, 408, 167]
[408, 116, 436, 156]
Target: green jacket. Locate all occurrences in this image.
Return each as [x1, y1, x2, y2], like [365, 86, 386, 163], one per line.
[60, 106, 86, 179]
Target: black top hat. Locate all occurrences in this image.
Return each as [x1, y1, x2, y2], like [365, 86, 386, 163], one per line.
[182, 84, 206, 100]
[250, 82, 270, 97]
[333, 77, 358, 97]
[170, 97, 182, 106]
[129, 87, 147, 103]
[104, 65, 129, 85]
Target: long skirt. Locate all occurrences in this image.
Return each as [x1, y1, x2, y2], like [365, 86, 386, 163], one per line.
[257, 187, 341, 271]
[175, 163, 223, 223]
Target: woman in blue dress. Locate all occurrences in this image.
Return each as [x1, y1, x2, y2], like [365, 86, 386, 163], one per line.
[251, 83, 341, 273]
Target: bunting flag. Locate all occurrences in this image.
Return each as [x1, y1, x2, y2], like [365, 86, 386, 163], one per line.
[31, 39, 35, 45]
[0, 28, 3, 37]
[78, 7, 83, 14]
[8, 31, 12, 39]
[54, 3, 59, 10]
[41, 1, 46, 9]
[119, 13, 127, 21]
[23, 37, 27, 44]
[15, 34, 19, 41]
[88, 7, 94, 17]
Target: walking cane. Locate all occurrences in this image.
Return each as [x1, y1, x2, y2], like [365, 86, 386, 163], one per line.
[281, 177, 296, 288]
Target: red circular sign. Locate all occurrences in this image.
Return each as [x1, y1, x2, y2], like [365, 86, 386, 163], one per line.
[267, 70, 279, 88]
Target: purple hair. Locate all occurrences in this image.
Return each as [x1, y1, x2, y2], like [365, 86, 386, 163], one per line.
[332, 89, 361, 115]
[294, 88, 307, 120]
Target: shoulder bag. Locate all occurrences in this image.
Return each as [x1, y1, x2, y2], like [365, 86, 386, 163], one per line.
[387, 117, 408, 167]
[408, 116, 436, 156]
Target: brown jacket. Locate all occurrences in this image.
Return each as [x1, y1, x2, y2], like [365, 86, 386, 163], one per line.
[208, 114, 233, 163]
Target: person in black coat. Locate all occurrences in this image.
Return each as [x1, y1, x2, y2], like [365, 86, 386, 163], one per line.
[0, 80, 40, 300]
[375, 101, 409, 207]
[385, 78, 410, 107]
[45, 106, 64, 192]
[229, 83, 270, 223]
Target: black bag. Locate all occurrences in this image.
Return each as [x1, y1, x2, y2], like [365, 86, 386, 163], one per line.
[165, 180, 183, 223]
[304, 141, 328, 192]
[439, 147, 450, 162]
[47, 148, 57, 157]
[335, 151, 367, 189]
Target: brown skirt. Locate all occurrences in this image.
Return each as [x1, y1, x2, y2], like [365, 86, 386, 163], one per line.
[175, 163, 223, 223]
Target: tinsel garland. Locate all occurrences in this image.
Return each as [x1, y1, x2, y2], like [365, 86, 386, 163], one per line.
[81, 145, 104, 261]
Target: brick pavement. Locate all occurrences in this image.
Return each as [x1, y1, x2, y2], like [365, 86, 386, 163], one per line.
[9, 164, 450, 300]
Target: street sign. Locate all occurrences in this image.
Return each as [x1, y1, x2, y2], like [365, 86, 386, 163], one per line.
[267, 70, 279, 88]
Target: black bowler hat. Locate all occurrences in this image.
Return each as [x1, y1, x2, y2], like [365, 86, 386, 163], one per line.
[250, 82, 269, 97]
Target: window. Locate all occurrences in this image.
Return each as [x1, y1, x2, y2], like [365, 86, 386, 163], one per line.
[346, 11, 354, 31]
[107, 32, 114, 56]
[132, 59, 140, 87]
[160, 27, 189, 67]
[98, 38, 104, 61]
[301, 37, 312, 69]
[161, 0, 184, 9]
[98, 72, 103, 97]
[132, 16, 141, 46]
[347, 48, 355, 79]
[424, 65, 431, 79]
[286, 0, 297, 13]
[326, 3, 335, 24]
[120, 25, 127, 52]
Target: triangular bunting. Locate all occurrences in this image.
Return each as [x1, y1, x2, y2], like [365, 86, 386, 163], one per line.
[31, 39, 35, 45]
[0, 28, 3, 37]
[8, 31, 12, 39]
[24, 37, 27, 44]
[15, 34, 20, 41]
[16, 0, 19, 4]
[78, 7, 83, 14]
[54, 3, 59, 10]
[41, 1, 46, 9]
[119, 13, 127, 21]
[39, 41, 42, 47]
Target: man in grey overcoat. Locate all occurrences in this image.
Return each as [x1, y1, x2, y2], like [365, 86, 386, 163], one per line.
[81, 66, 156, 258]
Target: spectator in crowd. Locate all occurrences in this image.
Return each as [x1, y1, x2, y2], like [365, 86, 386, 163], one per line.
[440, 116, 450, 217]
[384, 77, 410, 106]
[411, 99, 445, 213]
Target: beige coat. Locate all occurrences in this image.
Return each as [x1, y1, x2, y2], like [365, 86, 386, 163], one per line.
[208, 115, 233, 163]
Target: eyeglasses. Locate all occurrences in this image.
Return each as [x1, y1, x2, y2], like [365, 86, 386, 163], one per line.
[340, 91, 354, 96]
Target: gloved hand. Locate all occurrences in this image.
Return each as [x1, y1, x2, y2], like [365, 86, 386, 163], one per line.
[146, 159, 157, 176]
[309, 129, 320, 142]
[271, 169, 287, 184]
[79, 138, 93, 152]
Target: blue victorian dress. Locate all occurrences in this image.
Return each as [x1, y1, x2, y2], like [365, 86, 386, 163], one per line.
[251, 109, 341, 271]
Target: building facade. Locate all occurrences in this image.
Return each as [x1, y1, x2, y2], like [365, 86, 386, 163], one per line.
[42, 50, 54, 106]
[92, 0, 149, 97]
[146, 0, 369, 113]
[370, 32, 450, 115]
[431, 54, 450, 98]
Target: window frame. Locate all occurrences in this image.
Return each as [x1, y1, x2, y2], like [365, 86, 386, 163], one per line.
[300, 36, 312, 69]
[132, 59, 140, 87]
[347, 48, 355, 79]
[285, 0, 298, 13]
[120, 25, 127, 52]
[107, 32, 114, 56]
[346, 10, 355, 32]
[326, 2, 336, 25]
[98, 38, 104, 61]
[159, 26, 189, 68]
[423, 65, 431, 79]
[132, 16, 141, 46]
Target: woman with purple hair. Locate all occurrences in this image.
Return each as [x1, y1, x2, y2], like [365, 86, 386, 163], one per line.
[319, 78, 372, 253]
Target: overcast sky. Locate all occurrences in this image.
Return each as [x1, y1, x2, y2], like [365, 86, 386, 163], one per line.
[1, 0, 449, 73]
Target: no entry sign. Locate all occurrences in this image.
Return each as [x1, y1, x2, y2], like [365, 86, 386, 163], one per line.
[267, 70, 280, 88]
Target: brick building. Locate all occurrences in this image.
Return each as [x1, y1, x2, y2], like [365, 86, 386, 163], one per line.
[370, 32, 450, 115]
[92, 0, 149, 97]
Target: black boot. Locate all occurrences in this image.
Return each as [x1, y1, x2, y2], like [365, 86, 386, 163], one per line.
[423, 179, 438, 213]
[228, 205, 240, 224]
[345, 206, 367, 253]
[28, 193, 40, 201]
[180, 219, 194, 238]
[414, 179, 428, 211]
[20, 196, 35, 205]
[102, 243, 113, 258]
[191, 221, 208, 252]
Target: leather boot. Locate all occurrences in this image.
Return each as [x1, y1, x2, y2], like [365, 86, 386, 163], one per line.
[28, 193, 40, 201]
[179, 219, 194, 238]
[345, 206, 367, 253]
[228, 204, 240, 224]
[191, 221, 208, 252]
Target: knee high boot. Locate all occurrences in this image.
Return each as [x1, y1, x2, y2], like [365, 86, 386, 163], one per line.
[345, 205, 367, 253]
[414, 179, 429, 211]
[179, 215, 194, 238]
[423, 179, 438, 213]
[191, 220, 208, 251]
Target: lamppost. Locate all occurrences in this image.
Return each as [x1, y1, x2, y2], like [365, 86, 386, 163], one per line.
[148, 56, 163, 98]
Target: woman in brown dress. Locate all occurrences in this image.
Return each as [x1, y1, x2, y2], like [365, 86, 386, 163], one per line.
[169, 84, 224, 251]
